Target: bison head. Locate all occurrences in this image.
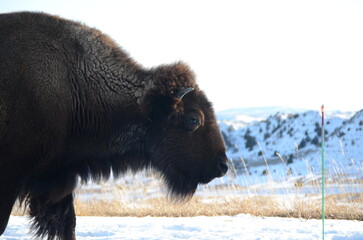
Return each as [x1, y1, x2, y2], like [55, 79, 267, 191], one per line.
[143, 63, 228, 200]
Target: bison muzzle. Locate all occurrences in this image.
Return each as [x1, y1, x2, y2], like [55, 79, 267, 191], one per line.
[0, 12, 228, 240]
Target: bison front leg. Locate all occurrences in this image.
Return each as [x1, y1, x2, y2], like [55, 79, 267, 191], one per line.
[0, 173, 22, 235]
[29, 194, 76, 240]
[0, 187, 19, 235]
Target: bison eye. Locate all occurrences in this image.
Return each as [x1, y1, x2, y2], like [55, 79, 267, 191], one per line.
[185, 116, 201, 132]
[183, 110, 204, 132]
[188, 118, 199, 126]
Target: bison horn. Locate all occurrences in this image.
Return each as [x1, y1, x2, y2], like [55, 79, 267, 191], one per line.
[176, 88, 194, 100]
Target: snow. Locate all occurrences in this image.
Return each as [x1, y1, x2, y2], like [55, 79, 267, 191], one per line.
[2, 215, 363, 240]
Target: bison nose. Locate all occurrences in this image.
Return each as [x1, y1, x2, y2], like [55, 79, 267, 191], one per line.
[216, 154, 228, 177]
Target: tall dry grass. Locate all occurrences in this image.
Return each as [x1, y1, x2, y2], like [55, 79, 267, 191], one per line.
[68, 183, 362, 220]
[11, 153, 363, 220]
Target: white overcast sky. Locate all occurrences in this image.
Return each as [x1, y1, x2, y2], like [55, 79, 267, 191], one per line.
[2, 0, 363, 112]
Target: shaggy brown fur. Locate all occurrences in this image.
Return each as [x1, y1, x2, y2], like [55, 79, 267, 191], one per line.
[0, 12, 228, 240]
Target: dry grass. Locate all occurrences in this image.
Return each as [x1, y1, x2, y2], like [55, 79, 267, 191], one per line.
[12, 189, 362, 221]
[73, 196, 277, 217]
[70, 193, 362, 220]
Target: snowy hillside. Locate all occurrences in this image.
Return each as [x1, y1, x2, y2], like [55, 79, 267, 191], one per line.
[217, 107, 309, 129]
[218, 107, 362, 177]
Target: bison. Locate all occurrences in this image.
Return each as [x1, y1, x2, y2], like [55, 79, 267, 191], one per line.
[0, 12, 228, 240]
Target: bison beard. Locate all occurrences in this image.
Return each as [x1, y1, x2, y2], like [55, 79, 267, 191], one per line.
[0, 12, 228, 240]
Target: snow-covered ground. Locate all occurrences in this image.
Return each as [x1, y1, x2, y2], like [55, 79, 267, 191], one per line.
[3, 215, 363, 240]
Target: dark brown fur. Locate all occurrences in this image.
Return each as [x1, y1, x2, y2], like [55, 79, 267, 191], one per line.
[0, 12, 228, 240]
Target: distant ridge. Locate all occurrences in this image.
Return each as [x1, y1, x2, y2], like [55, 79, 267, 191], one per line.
[217, 106, 311, 122]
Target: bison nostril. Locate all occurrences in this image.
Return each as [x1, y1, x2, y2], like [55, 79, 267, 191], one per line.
[218, 161, 228, 176]
[200, 155, 228, 184]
